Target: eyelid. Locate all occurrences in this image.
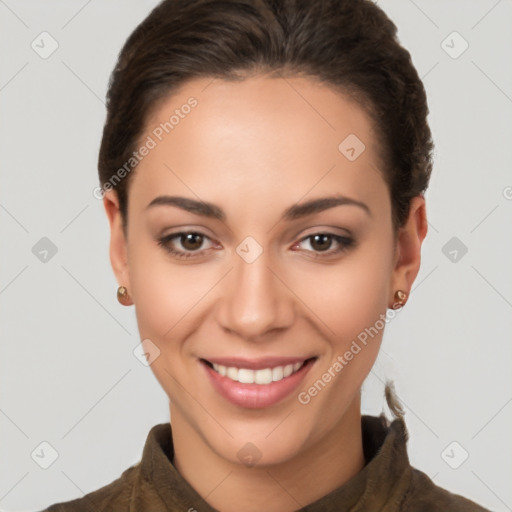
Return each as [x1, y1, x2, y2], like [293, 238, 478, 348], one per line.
[296, 225, 353, 239]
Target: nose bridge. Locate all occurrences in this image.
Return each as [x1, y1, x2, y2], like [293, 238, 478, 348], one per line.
[218, 244, 293, 340]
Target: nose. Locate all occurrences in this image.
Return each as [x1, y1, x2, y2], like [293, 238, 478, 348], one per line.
[216, 249, 295, 342]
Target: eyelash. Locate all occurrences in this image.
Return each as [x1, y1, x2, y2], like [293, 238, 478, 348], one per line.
[156, 231, 355, 260]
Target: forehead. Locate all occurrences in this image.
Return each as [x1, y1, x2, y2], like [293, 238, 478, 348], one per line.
[144, 74, 378, 157]
[130, 75, 388, 218]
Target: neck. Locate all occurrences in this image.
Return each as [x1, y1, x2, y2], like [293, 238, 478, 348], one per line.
[170, 395, 366, 512]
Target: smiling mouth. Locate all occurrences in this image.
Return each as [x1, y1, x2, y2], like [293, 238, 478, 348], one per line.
[200, 357, 317, 385]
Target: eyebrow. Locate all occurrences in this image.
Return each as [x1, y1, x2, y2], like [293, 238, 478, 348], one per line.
[145, 194, 371, 221]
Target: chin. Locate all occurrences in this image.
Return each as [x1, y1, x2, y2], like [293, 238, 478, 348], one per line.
[216, 434, 309, 469]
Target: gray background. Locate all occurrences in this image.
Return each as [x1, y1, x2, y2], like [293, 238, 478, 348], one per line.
[1, 1, 511, 511]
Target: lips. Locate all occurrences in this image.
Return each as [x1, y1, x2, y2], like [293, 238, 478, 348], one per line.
[199, 356, 317, 409]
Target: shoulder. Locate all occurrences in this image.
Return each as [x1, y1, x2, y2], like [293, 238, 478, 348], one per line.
[41, 463, 140, 512]
[377, 386, 491, 512]
[40, 422, 174, 512]
[401, 467, 491, 512]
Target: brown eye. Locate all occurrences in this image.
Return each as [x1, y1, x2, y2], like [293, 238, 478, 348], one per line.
[157, 231, 214, 259]
[309, 234, 333, 252]
[295, 233, 355, 258]
[180, 233, 204, 251]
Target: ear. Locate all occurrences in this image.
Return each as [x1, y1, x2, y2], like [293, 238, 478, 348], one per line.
[388, 195, 428, 307]
[103, 190, 133, 305]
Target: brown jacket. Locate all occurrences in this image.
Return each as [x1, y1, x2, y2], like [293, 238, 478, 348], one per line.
[41, 414, 491, 511]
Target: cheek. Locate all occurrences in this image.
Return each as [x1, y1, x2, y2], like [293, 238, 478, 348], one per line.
[127, 240, 207, 344]
[292, 234, 394, 344]
[295, 240, 393, 422]
[127, 246, 209, 398]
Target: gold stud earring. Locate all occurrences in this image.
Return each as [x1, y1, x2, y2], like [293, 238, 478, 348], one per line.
[117, 285, 132, 306]
[392, 290, 407, 309]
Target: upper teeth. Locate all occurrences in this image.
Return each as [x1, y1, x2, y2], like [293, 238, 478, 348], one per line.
[211, 362, 304, 384]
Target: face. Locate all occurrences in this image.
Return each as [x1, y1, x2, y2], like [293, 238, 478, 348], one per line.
[104, 74, 426, 467]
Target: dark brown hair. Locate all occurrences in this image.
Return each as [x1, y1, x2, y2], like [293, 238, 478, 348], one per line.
[98, 0, 434, 235]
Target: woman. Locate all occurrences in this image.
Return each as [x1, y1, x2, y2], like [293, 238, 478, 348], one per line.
[43, 0, 490, 510]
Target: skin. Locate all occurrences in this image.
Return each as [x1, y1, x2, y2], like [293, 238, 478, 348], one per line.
[103, 74, 427, 512]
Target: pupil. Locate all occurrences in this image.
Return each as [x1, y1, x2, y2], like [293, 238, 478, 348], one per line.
[311, 234, 331, 251]
[183, 233, 202, 250]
